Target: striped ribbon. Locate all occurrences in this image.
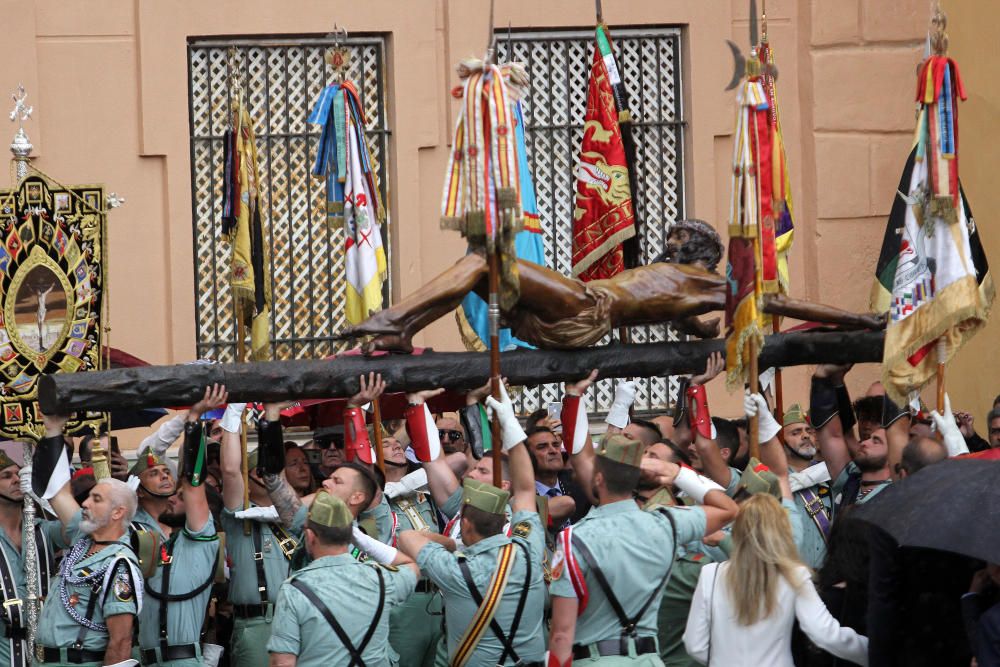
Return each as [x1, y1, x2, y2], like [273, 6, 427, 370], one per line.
[450, 543, 517, 667]
[440, 62, 522, 249]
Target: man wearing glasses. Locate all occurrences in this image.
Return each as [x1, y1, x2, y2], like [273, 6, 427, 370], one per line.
[435, 415, 467, 455]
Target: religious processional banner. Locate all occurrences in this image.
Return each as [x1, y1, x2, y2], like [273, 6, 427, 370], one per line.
[0, 175, 105, 439]
[571, 25, 636, 282]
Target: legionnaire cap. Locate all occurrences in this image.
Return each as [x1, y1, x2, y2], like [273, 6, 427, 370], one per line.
[783, 404, 809, 427]
[462, 478, 509, 516]
[308, 491, 353, 529]
[596, 434, 645, 468]
[738, 458, 781, 498]
[129, 447, 169, 476]
[0, 450, 17, 471]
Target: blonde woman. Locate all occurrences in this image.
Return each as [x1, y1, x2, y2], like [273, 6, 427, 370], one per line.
[683, 494, 869, 666]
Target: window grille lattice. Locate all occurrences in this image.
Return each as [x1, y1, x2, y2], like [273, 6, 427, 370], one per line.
[187, 36, 390, 362]
[497, 28, 686, 415]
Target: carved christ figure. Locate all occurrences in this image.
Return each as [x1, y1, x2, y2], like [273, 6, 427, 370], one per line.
[336, 219, 884, 354]
[36, 282, 55, 351]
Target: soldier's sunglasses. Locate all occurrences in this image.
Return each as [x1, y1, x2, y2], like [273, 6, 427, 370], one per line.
[438, 429, 463, 442]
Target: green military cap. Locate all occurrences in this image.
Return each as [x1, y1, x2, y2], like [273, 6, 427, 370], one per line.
[366, 422, 390, 442]
[0, 450, 17, 470]
[129, 446, 169, 476]
[783, 403, 809, 427]
[462, 478, 509, 516]
[738, 457, 781, 498]
[596, 433, 645, 468]
[308, 491, 353, 529]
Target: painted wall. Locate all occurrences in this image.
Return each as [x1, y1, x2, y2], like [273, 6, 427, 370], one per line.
[0, 0, 992, 446]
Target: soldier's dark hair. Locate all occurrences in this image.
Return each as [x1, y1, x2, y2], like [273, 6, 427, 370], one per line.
[333, 462, 378, 506]
[594, 455, 641, 496]
[462, 504, 506, 538]
[525, 409, 548, 432]
[987, 407, 1000, 424]
[711, 418, 740, 463]
[629, 419, 662, 447]
[853, 396, 883, 424]
[306, 520, 353, 547]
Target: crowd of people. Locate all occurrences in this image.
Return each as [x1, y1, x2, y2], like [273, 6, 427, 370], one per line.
[2, 360, 998, 667]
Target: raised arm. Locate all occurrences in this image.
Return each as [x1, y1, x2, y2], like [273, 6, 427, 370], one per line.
[484, 381, 533, 513]
[687, 352, 731, 488]
[405, 388, 458, 507]
[563, 370, 598, 502]
[259, 402, 300, 528]
[36, 413, 78, 526]
[811, 365, 854, 482]
[744, 392, 793, 499]
[181, 384, 228, 533]
[219, 402, 247, 511]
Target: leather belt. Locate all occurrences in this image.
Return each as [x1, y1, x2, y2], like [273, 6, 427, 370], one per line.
[233, 603, 274, 619]
[572, 636, 658, 659]
[141, 643, 198, 664]
[37, 645, 106, 664]
[414, 579, 435, 593]
[1, 623, 26, 640]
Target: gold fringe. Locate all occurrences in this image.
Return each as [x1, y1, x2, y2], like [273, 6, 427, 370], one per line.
[881, 272, 994, 404]
[455, 307, 488, 353]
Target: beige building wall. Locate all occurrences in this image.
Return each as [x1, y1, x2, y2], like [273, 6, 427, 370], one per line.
[0, 0, 993, 444]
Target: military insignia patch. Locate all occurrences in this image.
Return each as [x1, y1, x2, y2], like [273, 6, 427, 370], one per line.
[511, 521, 532, 538]
[114, 572, 134, 602]
[550, 549, 565, 580]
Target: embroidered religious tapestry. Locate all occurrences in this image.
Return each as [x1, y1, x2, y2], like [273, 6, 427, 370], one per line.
[0, 175, 106, 439]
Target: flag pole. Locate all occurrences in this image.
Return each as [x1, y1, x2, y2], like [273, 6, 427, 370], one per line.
[935, 337, 946, 413]
[228, 48, 252, 535]
[484, 0, 504, 489]
[372, 399, 385, 472]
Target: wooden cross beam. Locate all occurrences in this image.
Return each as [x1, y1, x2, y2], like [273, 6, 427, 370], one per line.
[38, 330, 884, 414]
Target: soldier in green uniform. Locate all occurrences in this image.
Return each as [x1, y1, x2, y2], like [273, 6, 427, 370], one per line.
[381, 432, 444, 667]
[546, 432, 738, 667]
[398, 382, 547, 667]
[267, 491, 419, 666]
[136, 384, 226, 667]
[30, 416, 142, 667]
[0, 449, 66, 667]
[217, 402, 297, 667]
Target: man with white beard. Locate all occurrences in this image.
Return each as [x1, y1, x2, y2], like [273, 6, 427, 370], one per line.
[28, 418, 142, 667]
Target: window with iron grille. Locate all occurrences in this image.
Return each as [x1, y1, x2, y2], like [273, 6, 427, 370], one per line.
[497, 28, 687, 416]
[187, 36, 390, 362]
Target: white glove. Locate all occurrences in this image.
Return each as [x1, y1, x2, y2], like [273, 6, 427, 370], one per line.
[384, 469, 428, 500]
[485, 382, 527, 452]
[220, 403, 247, 434]
[674, 466, 725, 504]
[788, 462, 832, 493]
[351, 525, 398, 564]
[18, 464, 31, 496]
[930, 393, 969, 457]
[127, 475, 141, 493]
[605, 381, 636, 429]
[234, 506, 280, 522]
[743, 392, 781, 444]
[103, 661, 139, 667]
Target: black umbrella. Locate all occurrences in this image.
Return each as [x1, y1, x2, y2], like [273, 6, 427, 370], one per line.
[854, 459, 1000, 563]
